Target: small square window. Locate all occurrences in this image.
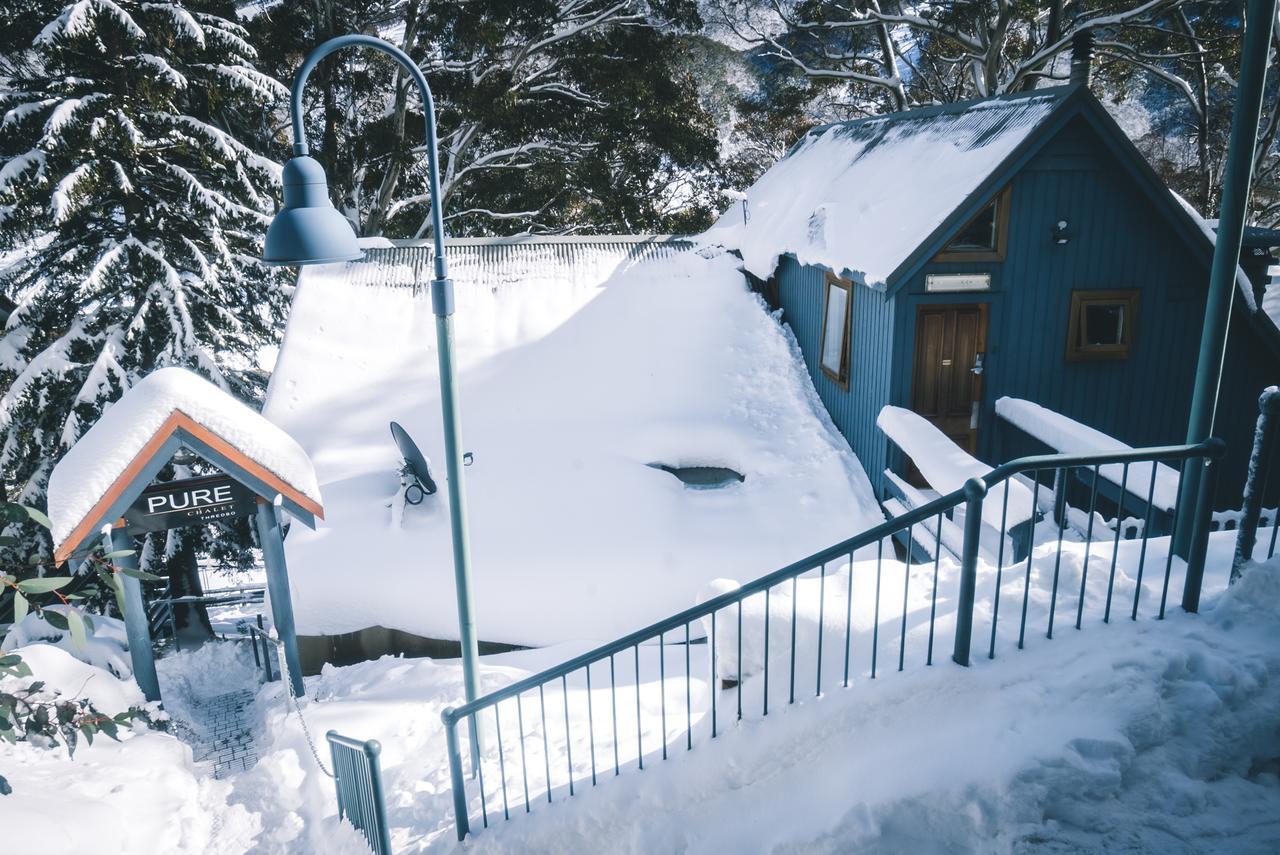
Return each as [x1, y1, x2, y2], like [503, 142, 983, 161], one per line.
[1066, 290, 1139, 361]
[820, 273, 852, 386]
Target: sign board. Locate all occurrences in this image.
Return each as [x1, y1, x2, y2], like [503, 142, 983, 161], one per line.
[122, 474, 258, 534]
[926, 273, 991, 293]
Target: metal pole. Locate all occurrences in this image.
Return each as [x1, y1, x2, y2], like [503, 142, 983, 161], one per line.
[1174, 0, 1278, 555]
[1182, 438, 1227, 613]
[1232, 388, 1280, 580]
[288, 34, 481, 710]
[953, 477, 987, 666]
[256, 499, 305, 696]
[108, 527, 161, 702]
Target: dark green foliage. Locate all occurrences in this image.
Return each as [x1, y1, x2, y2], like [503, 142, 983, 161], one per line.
[0, 1, 289, 571]
[246, 0, 723, 236]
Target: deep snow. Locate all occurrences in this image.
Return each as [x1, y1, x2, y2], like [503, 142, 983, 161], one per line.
[264, 247, 882, 644]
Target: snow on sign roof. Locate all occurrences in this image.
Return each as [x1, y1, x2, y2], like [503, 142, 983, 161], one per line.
[704, 90, 1066, 286]
[47, 367, 321, 560]
[264, 240, 882, 646]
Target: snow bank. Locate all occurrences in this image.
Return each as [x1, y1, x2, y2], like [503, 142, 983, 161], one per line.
[47, 366, 320, 547]
[996, 396, 1183, 511]
[2, 641, 141, 714]
[265, 248, 881, 644]
[702, 93, 1058, 285]
[1, 607, 131, 678]
[877, 405, 1035, 529]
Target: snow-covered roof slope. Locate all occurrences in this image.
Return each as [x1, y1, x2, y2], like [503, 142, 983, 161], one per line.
[47, 367, 320, 548]
[704, 90, 1065, 285]
[264, 240, 882, 645]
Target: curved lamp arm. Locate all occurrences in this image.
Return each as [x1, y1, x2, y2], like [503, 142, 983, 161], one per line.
[289, 34, 449, 282]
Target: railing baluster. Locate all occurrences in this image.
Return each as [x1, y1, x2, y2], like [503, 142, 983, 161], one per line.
[816, 561, 826, 696]
[539, 684, 552, 803]
[1076, 465, 1101, 630]
[475, 713, 489, 826]
[710, 612, 717, 738]
[736, 602, 743, 721]
[495, 704, 510, 821]
[1047, 467, 1067, 639]
[562, 675, 574, 797]
[634, 644, 644, 768]
[989, 481, 1011, 659]
[927, 514, 941, 665]
[516, 693, 531, 813]
[1104, 463, 1129, 623]
[1132, 463, 1159, 620]
[898, 527, 910, 672]
[843, 551, 854, 687]
[685, 623, 692, 751]
[1159, 465, 1191, 619]
[763, 585, 771, 715]
[609, 654, 620, 776]
[658, 630, 667, 760]
[1019, 473, 1041, 650]
[871, 538, 883, 678]
[789, 575, 798, 704]
[585, 665, 597, 785]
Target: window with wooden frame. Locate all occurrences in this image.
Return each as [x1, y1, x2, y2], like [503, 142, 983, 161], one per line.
[1066, 289, 1139, 361]
[935, 186, 1011, 262]
[820, 272, 853, 387]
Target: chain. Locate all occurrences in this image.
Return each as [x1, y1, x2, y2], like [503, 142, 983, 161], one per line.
[273, 638, 334, 779]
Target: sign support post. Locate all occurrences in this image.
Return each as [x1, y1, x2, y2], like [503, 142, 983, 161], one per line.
[256, 498, 305, 696]
[108, 527, 162, 703]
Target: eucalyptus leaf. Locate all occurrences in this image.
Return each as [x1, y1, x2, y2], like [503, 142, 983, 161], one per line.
[22, 507, 51, 529]
[101, 550, 136, 560]
[15, 577, 72, 594]
[66, 610, 87, 652]
[13, 592, 27, 625]
[118, 567, 164, 582]
[41, 610, 69, 631]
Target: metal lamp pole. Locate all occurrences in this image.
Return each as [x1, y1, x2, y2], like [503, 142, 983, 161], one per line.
[1173, 0, 1278, 557]
[263, 35, 482, 711]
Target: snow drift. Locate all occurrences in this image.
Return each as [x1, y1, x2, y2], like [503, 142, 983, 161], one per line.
[264, 246, 881, 645]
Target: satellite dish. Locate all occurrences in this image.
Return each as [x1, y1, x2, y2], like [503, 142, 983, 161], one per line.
[390, 421, 438, 504]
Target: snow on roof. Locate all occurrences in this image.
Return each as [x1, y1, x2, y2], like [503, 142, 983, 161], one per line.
[47, 367, 320, 547]
[994, 397, 1181, 512]
[264, 242, 882, 645]
[704, 91, 1065, 286]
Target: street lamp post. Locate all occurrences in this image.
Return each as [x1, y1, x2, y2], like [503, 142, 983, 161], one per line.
[262, 35, 482, 713]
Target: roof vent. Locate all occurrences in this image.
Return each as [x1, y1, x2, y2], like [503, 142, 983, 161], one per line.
[1070, 30, 1094, 87]
[647, 463, 745, 490]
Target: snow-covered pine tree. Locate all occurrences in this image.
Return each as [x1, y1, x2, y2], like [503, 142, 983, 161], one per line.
[0, 1, 288, 571]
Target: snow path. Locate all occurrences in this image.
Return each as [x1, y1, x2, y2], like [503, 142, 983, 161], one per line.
[188, 689, 258, 779]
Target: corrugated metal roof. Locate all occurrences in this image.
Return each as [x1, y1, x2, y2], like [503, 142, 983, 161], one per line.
[708, 87, 1070, 286]
[335, 235, 694, 290]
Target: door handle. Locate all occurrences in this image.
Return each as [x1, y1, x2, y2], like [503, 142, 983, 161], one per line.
[970, 352, 985, 375]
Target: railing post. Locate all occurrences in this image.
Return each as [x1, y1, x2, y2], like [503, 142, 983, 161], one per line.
[953, 477, 987, 667]
[363, 739, 392, 855]
[1182, 438, 1227, 613]
[442, 708, 471, 841]
[1233, 388, 1280, 582]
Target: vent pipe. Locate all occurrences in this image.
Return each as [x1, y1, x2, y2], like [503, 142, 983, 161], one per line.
[1070, 30, 1095, 87]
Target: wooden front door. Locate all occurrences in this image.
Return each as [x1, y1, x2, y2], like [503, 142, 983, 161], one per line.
[911, 304, 988, 454]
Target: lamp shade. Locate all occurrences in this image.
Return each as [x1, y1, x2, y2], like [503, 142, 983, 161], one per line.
[263, 156, 363, 266]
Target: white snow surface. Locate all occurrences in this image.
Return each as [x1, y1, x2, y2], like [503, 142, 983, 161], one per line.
[1, 607, 131, 678]
[702, 93, 1058, 285]
[225, 534, 1277, 852]
[264, 248, 881, 644]
[996, 396, 1183, 511]
[46, 366, 321, 548]
[877, 405, 1035, 529]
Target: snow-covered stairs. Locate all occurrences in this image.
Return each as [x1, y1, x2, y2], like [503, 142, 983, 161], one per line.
[188, 689, 258, 779]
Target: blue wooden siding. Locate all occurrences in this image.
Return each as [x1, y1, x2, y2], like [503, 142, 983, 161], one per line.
[896, 119, 1206, 470]
[773, 255, 895, 488]
[769, 115, 1277, 505]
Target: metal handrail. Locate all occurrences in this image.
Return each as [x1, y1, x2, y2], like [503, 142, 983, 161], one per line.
[440, 437, 1224, 839]
[442, 439, 1218, 722]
